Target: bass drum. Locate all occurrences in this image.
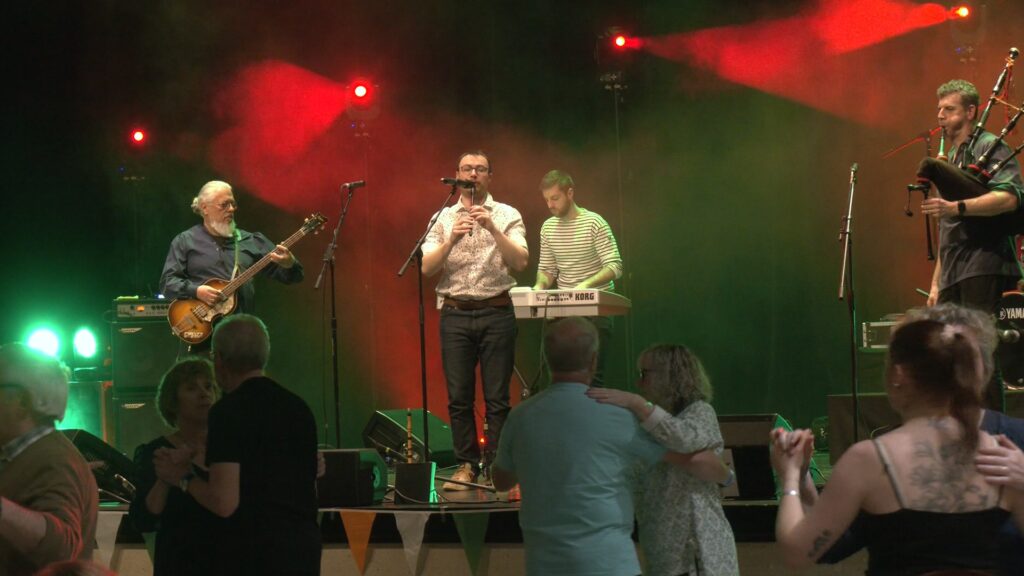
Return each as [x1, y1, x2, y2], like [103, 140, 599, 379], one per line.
[996, 291, 1024, 389]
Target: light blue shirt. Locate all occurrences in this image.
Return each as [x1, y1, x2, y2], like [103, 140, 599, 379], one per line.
[494, 382, 666, 576]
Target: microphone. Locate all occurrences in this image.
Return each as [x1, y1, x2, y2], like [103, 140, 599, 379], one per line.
[341, 180, 366, 190]
[999, 329, 1021, 343]
[1011, 47, 1021, 60]
[441, 177, 476, 189]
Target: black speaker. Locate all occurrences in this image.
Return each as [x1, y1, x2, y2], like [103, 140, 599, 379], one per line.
[112, 386, 172, 456]
[111, 320, 180, 389]
[394, 462, 437, 505]
[362, 409, 456, 467]
[317, 449, 387, 507]
[62, 429, 136, 504]
[110, 321, 179, 455]
[718, 413, 788, 500]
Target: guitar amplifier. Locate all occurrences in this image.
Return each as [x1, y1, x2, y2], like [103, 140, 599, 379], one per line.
[113, 297, 170, 320]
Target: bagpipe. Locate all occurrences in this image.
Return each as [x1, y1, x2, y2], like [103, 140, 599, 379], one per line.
[911, 47, 1024, 235]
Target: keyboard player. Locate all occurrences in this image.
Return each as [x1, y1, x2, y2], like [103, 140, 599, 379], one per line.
[532, 170, 623, 386]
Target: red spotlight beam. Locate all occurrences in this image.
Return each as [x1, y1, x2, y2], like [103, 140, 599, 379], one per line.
[640, 0, 948, 126]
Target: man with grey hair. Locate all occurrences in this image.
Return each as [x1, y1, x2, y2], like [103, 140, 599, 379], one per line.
[921, 79, 1024, 411]
[492, 318, 725, 576]
[159, 180, 304, 316]
[0, 344, 98, 576]
[154, 314, 320, 575]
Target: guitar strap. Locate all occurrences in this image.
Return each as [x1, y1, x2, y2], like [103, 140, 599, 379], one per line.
[231, 229, 240, 280]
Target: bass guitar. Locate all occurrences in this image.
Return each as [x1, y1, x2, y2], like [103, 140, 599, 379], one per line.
[167, 213, 327, 344]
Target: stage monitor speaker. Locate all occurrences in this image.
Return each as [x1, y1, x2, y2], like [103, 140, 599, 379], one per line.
[317, 449, 387, 507]
[111, 320, 180, 390]
[62, 429, 135, 504]
[362, 409, 456, 467]
[112, 386, 172, 456]
[718, 413, 790, 500]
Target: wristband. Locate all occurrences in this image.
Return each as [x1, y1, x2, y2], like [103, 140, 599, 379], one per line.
[179, 471, 195, 492]
[957, 200, 966, 216]
[782, 489, 799, 497]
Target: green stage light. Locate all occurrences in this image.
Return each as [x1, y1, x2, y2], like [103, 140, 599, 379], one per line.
[73, 328, 98, 359]
[26, 328, 60, 358]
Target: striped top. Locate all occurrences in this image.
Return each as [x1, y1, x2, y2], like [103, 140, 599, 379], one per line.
[537, 208, 623, 290]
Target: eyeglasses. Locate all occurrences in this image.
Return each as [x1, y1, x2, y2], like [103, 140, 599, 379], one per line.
[215, 200, 237, 210]
[459, 165, 490, 175]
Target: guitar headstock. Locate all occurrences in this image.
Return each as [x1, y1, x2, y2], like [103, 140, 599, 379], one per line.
[303, 213, 328, 234]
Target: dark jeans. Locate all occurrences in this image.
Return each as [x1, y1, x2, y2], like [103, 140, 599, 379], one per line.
[939, 274, 1018, 412]
[440, 304, 517, 465]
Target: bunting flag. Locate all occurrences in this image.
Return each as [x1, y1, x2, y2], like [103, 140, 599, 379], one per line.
[395, 512, 431, 575]
[454, 511, 490, 576]
[339, 510, 378, 574]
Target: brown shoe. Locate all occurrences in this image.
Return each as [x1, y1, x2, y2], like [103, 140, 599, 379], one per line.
[442, 463, 477, 491]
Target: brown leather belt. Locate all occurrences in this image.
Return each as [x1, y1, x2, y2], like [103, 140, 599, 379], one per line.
[443, 292, 512, 310]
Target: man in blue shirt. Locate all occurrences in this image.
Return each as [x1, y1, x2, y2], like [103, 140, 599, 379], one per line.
[492, 317, 722, 576]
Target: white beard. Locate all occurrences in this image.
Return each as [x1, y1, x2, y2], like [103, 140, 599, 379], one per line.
[209, 219, 236, 238]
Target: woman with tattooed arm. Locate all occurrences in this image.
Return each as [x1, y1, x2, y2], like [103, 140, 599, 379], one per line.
[771, 319, 1024, 575]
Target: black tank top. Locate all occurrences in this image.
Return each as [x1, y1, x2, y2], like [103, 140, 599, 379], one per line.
[863, 438, 1009, 576]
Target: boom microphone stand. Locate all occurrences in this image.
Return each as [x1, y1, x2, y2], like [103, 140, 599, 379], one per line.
[397, 181, 460, 463]
[837, 163, 860, 444]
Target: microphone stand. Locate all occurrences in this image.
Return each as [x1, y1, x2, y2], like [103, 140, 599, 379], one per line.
[398, 182, 460, 463]
[315, 183, 359, 448]
[837, 163, 860, 444]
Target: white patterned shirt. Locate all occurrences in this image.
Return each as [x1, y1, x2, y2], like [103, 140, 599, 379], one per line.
[423, 193, 528, 308]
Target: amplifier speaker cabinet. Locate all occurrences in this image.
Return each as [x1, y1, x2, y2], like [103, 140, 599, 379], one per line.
[317, 449, 388, 507]
[111, 320, 181, 390]
[111, 386, 171, 456]
[718, 413, 790, 500]
[362, 409, 456, 467]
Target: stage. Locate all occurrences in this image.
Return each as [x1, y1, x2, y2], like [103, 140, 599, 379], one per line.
[94, 468, 866, 576]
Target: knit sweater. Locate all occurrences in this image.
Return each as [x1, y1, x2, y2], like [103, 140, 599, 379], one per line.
[0, 430, 98, 575]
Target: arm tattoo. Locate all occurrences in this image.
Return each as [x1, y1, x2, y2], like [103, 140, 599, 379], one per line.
[807, 529, 833, 558]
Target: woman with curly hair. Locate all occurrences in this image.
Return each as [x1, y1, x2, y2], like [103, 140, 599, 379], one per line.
[588, 344, 738, 576]
[128, 357, 221, 575]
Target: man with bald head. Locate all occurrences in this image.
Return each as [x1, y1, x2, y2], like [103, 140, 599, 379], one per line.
[154, 314, 320, 576]
[0, 344, 98, 576]
[492, 318, 721, 576]
[159, 180, 304, 316]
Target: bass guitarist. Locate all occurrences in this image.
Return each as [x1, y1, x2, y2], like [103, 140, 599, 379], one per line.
[159, 181, 304, 347]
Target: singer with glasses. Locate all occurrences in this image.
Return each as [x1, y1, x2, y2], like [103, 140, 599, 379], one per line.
[422, 151, 529, 490]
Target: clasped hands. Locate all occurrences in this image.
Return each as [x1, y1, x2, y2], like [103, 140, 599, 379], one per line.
[153, 445, 196, 486]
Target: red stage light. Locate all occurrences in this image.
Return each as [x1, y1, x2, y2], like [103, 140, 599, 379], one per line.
[951, 5, 971, 18]
[130, 129, 146, 144]
[353, 83, 369, 99]
[613, 35, 627, 48]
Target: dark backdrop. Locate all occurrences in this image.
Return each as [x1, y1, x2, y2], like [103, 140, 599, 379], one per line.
[4, 0, 1022, 448]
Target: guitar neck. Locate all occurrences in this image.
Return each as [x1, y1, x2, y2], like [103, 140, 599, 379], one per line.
[219, 228, 308, 297]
